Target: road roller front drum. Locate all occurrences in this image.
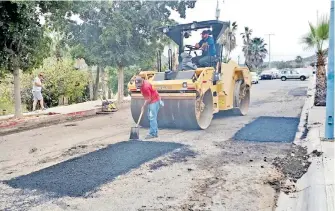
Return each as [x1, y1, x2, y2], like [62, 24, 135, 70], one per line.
[130, 90, 214, 130]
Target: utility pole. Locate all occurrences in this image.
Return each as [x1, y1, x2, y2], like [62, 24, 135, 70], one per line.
[215, 0, 220, 20]
[215, 0, 224, 20]
[325, 0, 334, 140]
[265, 34, 274, 69]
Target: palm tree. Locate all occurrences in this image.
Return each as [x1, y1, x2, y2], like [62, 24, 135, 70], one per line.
[218, 21, 238, 62]
[295, 55, 303, 68]
[295, 55, 303, 63]
[248, 37, 268, 70]
[241, 27, 253, 70]
[301, 15, 329, 106]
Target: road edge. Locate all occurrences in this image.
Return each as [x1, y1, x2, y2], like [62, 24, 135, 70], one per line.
[0, 101, 130, 136]
[275, 75, 329, 211]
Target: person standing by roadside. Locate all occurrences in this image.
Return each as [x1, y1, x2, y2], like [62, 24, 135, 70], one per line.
[32, 72, 46, 111]
[135, 76, 163, 139]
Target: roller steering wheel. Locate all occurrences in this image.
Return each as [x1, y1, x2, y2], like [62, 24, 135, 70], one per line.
[185, 45, 197, 51]
[184, 45, 198, 56]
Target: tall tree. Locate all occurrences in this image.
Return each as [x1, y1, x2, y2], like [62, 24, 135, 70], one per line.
[219, 21, 238, 62]
[241, 27, 267, 71]
[248, 37, 268, 70]
[295, 55, 303, 63]
[295, 55, 303, 68]
[67, 2, 107, 100]
[0, 1, 74, 117]
[66, 1, 196, 105]
[301, 15, 329, 106]
[241, 27, 253, 70]
[0, 2, 51, 117]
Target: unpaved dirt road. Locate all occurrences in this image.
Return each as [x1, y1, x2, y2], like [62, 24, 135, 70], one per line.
[0, 80, 309, 211]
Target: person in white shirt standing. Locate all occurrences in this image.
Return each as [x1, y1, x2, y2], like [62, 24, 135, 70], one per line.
[32, 72, 46, 111]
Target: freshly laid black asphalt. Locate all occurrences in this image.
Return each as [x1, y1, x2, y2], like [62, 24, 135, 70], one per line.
[233, 116, 300, 143]
[1, 80, 309, 210]
[5, 141, 183, 197]
[288, 87, 308, 97]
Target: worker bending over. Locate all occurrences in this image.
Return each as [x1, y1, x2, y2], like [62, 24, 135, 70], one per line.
[135, 77, 162, 139]
[194, 30, 216, 67]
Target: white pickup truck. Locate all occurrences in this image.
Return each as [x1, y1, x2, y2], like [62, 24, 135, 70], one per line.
[280, 69, 309, 81]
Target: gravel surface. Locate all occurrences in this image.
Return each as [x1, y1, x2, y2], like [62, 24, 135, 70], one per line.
[0, 80, 309, 211]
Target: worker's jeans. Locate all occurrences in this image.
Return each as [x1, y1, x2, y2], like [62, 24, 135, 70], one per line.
[192, 56, 216, 67]
[148, 101, 160, 137]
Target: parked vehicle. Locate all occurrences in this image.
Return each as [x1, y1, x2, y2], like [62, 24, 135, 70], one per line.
[251, 72, 259, 84]
[260, 71, 275, 80]
[280, 69, 309, 81]
[269, 68, 280, 79]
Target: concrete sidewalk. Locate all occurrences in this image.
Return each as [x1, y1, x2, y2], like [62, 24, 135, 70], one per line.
[276, 74, 334, 211]
[0, 97, 131, 136]
[277, 106, 334, 211]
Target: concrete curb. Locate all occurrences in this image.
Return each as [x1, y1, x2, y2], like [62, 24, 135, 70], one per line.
[276, 75, 330, 211]
[294, 75, 316, 146]
[0, 101, 130, 136]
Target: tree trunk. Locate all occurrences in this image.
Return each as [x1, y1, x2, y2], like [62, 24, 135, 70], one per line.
[88, 67, 94, 100]
[101, 67, 106, 100]
[93, 66, 100, 100]
[108, 88, 112, 99]
[314, 65, 327, 106]
[13, 68, 22, 118]
[117, 66, 124, 107]
[103, 68, 109, 100]
[314, 52, 327, 106]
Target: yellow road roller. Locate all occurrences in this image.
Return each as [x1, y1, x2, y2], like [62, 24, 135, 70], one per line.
[128, 20, 251, 130]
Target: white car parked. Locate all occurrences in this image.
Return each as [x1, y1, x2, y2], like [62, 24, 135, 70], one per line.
[280, 69, 309, 81]
[251, 72, 259, 84]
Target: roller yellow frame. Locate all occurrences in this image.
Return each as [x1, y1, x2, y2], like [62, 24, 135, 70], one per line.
[127, 20, 251, 129]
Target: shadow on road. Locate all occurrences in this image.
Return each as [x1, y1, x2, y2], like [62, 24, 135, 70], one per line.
[233, 116, 299, 143]
[213, 109, 241, 119]
[4, 141, 183, 197]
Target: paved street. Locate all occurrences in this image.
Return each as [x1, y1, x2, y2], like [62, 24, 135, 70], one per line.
[0, 79, 309, 211]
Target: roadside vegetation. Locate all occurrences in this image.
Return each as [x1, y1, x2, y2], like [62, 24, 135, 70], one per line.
[0, 1, 328, 117]
[0, 1, 195, 116]
[301, 15, 329, 106]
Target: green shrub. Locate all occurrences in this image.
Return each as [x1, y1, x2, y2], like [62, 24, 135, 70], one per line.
[21, 57, 89, 110]
[0, 76, 14, 114]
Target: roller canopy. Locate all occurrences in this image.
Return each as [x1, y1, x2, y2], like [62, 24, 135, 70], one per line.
[157, 20, 230, 47]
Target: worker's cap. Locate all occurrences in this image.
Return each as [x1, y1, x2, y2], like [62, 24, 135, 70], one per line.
[134, 76, 143, 85]
[201, 30, 210, 35]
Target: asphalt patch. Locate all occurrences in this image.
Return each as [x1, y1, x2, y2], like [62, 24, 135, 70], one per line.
[289, 87, 307, 97]
[233, 116, 299, 143]
[4, 141, 183, 197]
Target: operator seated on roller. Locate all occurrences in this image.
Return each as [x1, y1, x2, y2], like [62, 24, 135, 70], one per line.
[135, 76, 162, 139]
[193, 30, 216, 67]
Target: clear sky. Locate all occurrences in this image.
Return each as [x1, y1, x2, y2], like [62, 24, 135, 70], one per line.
[169, 0, 331, 62]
